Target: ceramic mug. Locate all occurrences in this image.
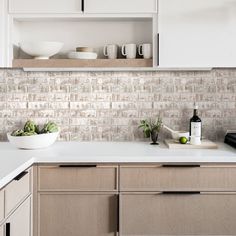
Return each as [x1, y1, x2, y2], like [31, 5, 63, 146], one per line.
[121, 44, 137, 59]
[103, 44, 118, 59]
[138, 43, 152, 59]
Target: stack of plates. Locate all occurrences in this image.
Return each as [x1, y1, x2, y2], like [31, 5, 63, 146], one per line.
[67, 51, 97, 59]
[68, 46, 97, 59]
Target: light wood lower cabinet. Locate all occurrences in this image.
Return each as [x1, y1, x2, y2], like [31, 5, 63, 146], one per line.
[5, 170, 31, 216]
[0, 190, 4, 222]
[121, 192, 236, 235]
[6, 197, 31, 236]
[38, 165, 118, 191]
[38, 193, 118, 236]
[120, 165, 236, 191]
[0, 225, 3, 236]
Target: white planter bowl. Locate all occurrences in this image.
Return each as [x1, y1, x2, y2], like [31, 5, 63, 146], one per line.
[20, 41, 64, 59]
[7, 132, 59, 150]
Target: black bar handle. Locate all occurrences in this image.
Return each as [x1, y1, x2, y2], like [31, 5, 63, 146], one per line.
[81, 0, 84, 12]
[117, 195, 120, 233]
[14, 171, 28, 181]
[162, 191, 201, 195]
[59, 165, 97, 168]
[6, 223, 10, 236]
[162, 165, 200, 168]
[157, 33, 159, 66]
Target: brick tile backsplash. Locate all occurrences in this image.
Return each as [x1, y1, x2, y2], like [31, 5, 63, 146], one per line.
[0, 68, 236, 141]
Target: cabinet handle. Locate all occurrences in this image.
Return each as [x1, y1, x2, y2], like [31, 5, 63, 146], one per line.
[162, 165, 200, 168]
[14, 171, 28, 181]
[162, 191, 201, 195]
[81, 0, 84, 12]
[59, 165, 97, 168]
[157, 33, 159, 66]
[6, 223, 10, 236]
[117, 195, 120, 233]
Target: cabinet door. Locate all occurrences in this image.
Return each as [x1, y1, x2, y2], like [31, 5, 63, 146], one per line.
[0, 0, 6, 67]
[0, 225, 3, 236]
[6, 197, 31, 236]
[159, 0, 236, 67]
[121, 193, 236, 235]
[39, 193, 117, 236]
[85, 0, 157, 13]
[0, 190, 4, 222]
[9, 0, 82, 13]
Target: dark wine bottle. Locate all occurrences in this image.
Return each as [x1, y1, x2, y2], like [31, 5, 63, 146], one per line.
[189, 103, 202, 145]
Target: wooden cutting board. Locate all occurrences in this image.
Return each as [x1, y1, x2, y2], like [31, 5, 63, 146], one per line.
[164, 139, 218, 149]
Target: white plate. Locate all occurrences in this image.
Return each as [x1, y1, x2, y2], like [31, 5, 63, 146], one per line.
[67, 51, 97, 59]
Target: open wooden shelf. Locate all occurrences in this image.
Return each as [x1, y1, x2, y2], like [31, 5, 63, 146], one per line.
[12, 59, 153, 68]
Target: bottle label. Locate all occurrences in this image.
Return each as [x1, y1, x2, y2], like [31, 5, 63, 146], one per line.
[191, 122, 201, 137]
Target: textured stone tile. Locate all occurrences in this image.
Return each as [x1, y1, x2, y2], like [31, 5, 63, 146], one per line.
[49, 102, 69, 109]
[28, 102, 48, 110]
[0, 68, 235, 141]
[112, 102, 137, 109]
[7, 102, 27, 109]
[70, 109, 96, 118]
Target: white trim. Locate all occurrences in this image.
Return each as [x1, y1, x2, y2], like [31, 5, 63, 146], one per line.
[22, 67, 213, 72]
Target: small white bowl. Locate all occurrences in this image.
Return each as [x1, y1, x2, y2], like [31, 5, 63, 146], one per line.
[7, 132, 59, 150]
[67, 51, 97, 59]
[20, 41, 64, 59]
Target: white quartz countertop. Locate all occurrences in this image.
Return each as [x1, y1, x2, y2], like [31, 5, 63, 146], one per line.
[0, 141, 235, 189]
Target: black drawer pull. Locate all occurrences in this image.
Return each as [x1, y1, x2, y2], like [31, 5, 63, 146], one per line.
[157, 33, 159, 66]
[162, 191, 201, 195]
[117, 194, 120, 233]
[162, 165, 200, 168]
[81, 0, 84, 12]
[59, 165, 97, 168]
[14, 171, 28, 181]
[6, 223, 10, 236]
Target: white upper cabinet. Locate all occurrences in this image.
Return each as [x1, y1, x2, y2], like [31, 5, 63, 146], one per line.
[9, 0, 83, 13]
[159, 0, 236, 67]
[85, 0, 157, 13]
[0, 0, 6, 67]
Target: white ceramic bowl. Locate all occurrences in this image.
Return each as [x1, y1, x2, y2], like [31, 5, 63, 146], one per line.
[20, 41, 64, 59]
[171, 131, 190, 140]
[67, 51, 97, 59]
[7, 132, 59, 150]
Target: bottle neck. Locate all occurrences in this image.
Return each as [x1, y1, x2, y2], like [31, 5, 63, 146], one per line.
[193, 109, 198, 116]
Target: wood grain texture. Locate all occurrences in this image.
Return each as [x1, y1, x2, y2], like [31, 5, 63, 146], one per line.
[12, 59, 153, 68]
[0, 224, 3, 236]
[165, 139, 218, 149]
[0, 190, 4, 223]
[121, 193, 236, 235]
[32, 166, 38, 236]
[120, 165, 236, 191]
[38, 193, 117, 236]
[38, 165, 118, 191]
[5, 170, 30, 216]
[7, 197, 31, 236]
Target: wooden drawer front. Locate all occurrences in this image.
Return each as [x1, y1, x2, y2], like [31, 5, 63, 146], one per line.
[5, 171, 30, 216]
[38, 165, 118, 191]
[39, 193, 117, 236]
[120, 165, 236, 191]
[121, 193, 236, 235]
[0, 190, 3, 222]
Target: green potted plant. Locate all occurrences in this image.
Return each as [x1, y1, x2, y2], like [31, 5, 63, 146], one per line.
[139, 117, 162, 145]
